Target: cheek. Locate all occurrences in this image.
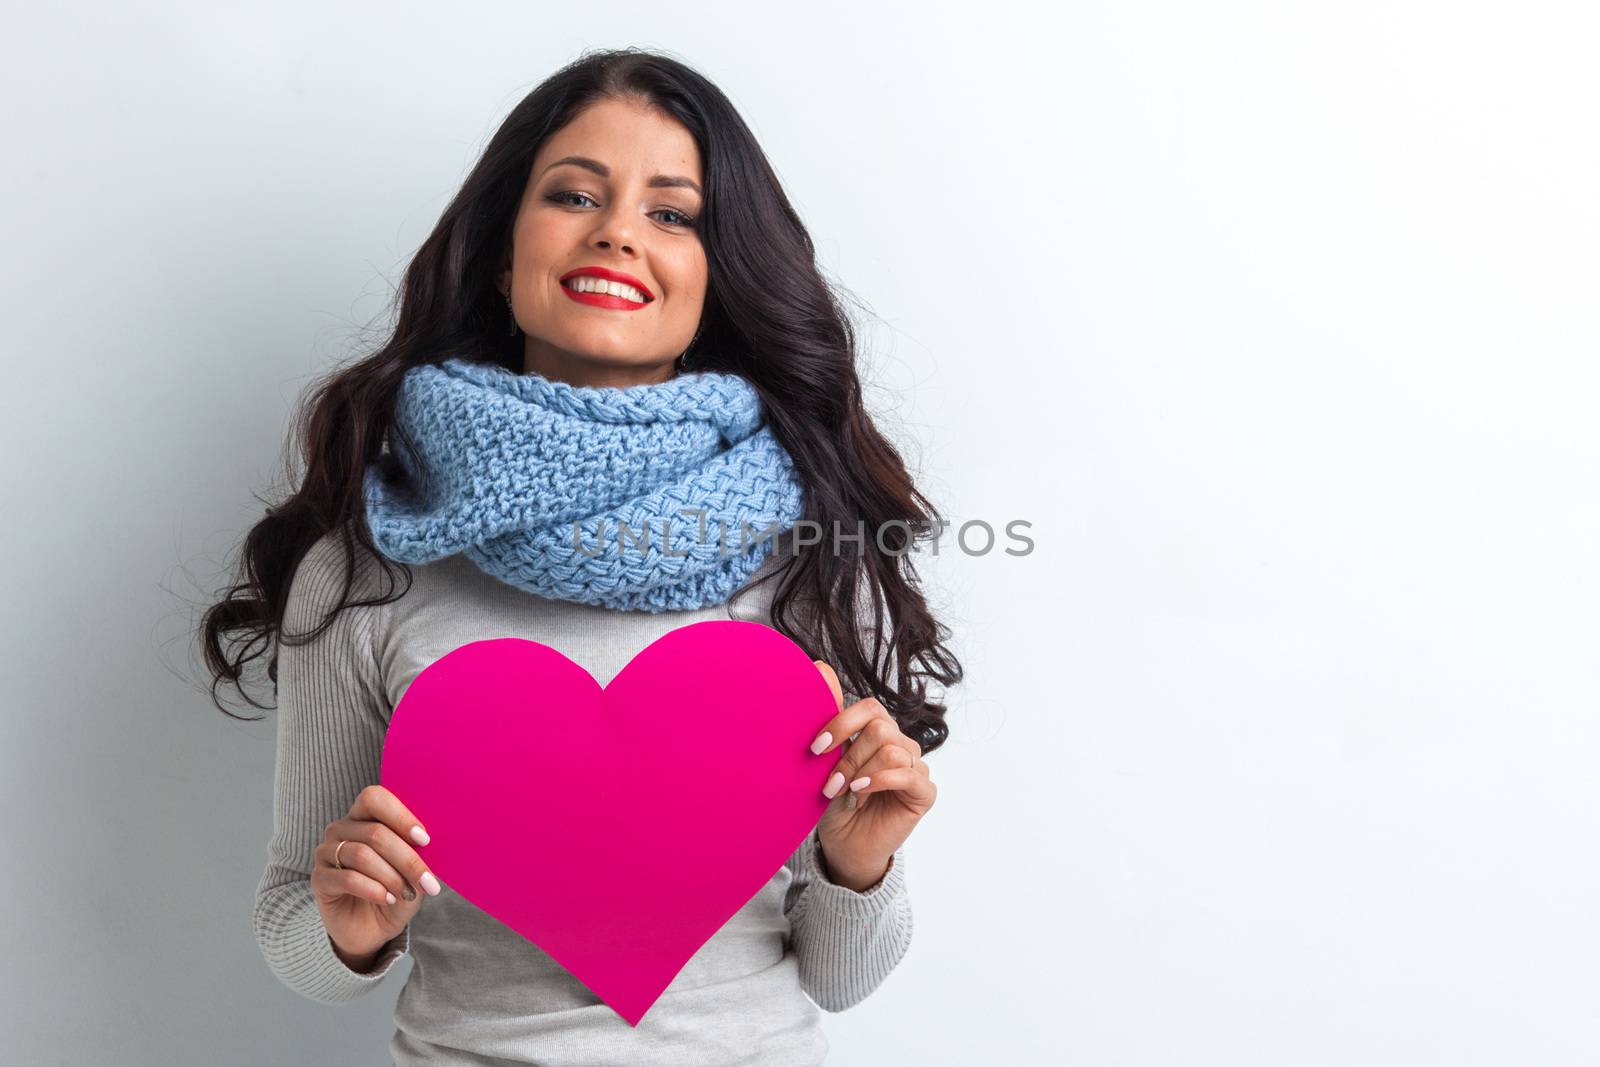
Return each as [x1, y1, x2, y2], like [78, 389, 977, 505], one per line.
[662, 250, 709, 305]
[516, 221, 565, 272]
[516, 207, 589, 265]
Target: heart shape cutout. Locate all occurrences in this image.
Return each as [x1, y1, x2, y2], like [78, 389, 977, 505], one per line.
[380, 620, 838, 1026]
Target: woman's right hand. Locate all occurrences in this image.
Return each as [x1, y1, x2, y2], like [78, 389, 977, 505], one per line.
[312, 784, 441, 969]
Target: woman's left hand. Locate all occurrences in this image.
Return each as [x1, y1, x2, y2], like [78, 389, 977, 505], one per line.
[807, 661, 937, 892]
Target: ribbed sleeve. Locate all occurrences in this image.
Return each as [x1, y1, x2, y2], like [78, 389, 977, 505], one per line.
[781, 828, 913, 1012]
[251, 532, 410, 1003]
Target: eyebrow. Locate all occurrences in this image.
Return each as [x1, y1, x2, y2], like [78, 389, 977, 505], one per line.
[541, 155, 702, 195]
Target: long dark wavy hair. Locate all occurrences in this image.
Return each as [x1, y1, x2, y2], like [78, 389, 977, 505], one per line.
[198, 47, 961, 755]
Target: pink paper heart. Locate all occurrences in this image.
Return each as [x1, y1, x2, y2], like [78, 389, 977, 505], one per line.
[379, 620, 838, 1026]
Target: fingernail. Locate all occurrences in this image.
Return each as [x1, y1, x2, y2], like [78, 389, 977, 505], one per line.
[850, 776, 871, 792]
[386, 891, 397, 905]
[810, 730, 832, 755]
[410, 825, 430, 846]
[402, 884, 417, 902]
[823, 771, 846, 798]
[421, 871, 442, 896]
[845, 792, 858, 811]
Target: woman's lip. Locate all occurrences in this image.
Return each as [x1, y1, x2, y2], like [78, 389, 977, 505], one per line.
[560, 282, 650, 310]
[558, 266, 654, 300]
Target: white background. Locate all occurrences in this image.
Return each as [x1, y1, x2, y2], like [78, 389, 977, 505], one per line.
[3, 2, 1596, 1064]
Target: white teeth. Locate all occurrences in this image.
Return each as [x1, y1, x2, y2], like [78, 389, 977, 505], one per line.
[567, 276, 647, 302]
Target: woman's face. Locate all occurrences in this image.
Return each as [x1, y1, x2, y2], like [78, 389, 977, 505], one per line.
[499, 96, 708, 387]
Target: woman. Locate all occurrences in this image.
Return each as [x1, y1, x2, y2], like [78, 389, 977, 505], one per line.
[201, 47, 961, 1066]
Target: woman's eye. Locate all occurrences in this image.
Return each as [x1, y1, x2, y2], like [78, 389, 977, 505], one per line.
[546, 191, 695, 229]
[653, 208, 696, 228]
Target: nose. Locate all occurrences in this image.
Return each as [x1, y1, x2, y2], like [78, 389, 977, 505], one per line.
[589, 206, 637, 256]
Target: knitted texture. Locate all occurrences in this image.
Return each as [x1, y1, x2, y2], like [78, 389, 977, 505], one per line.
[362, 357, 806, 612]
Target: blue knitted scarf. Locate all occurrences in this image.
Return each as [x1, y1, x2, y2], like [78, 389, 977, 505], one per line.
[361, 357, 806, 613]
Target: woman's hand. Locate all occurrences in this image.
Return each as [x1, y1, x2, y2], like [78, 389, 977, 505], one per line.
[312, 784, 441, 971]
[808, 661, 937, 892]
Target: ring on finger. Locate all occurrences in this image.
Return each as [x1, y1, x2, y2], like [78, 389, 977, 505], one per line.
[333, 840, 349, 870]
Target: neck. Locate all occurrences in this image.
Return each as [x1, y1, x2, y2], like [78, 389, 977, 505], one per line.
[521, 342, 677, 388]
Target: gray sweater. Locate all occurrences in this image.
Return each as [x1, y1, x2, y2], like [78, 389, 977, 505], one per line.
[252, 530, 912, 1066]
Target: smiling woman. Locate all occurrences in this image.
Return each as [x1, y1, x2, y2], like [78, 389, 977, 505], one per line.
[501, 99, 709, 386]
[200, 44, 961, 1067]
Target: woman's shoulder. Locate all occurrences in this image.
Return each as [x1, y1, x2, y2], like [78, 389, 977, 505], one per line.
[285, 525, 394, 633]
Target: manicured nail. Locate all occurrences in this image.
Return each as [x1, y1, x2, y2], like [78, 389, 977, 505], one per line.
[385, 891, 397, 905]
[421, 871, 441, 896]
[410, 825, 430, 846]
[810, 730, 832, 755]
[845, 792, 858, 811]
[402, 884, 417, 902]
[823, 771, 846, 798]
[849, 776, 871, 792]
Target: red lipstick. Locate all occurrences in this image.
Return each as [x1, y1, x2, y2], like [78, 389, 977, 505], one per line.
[559, 266, 654, 310]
